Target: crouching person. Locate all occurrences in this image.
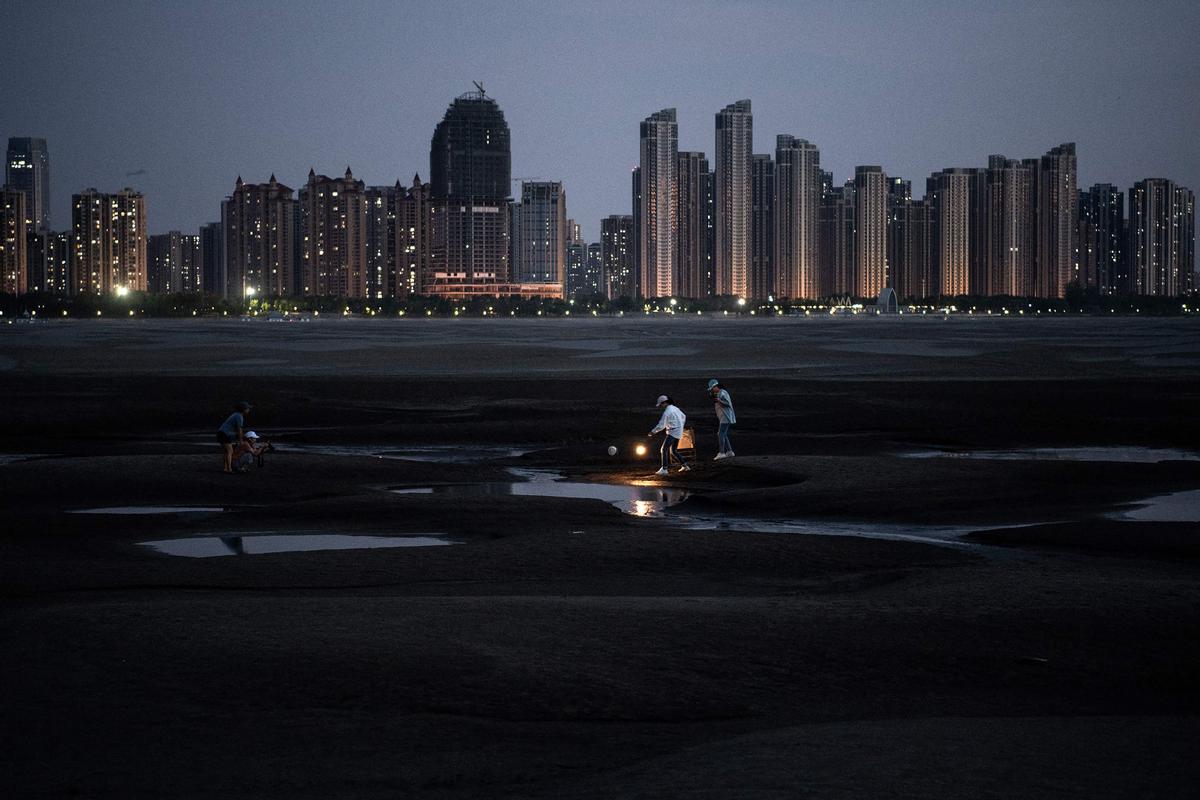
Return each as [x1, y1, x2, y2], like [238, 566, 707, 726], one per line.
[232, 431, 271, 473]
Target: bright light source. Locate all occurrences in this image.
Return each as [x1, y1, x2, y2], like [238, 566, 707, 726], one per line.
[115, 286, 129, 298]
[245, 287, 256, 297]
[635, 444, 647, 457]
[737, 297, 746, 307]
[669, 297, 677, 307]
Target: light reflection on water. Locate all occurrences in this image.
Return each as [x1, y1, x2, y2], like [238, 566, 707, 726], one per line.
[391, 468, 689, 517]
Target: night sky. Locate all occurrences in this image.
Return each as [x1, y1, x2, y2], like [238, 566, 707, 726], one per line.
[3, 0, 1197, 241]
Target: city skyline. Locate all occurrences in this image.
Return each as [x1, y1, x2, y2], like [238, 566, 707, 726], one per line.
[3, 127, 1196, 302]
[2, 2, 1198, 242]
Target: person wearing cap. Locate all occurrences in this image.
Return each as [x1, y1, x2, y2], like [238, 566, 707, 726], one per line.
[648, 395, 689, 476]
[707, 379, 736, 459]
[232, 431, 270, 473]
[216, 401, 251, 474]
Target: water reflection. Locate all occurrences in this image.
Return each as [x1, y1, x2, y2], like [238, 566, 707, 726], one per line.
[70, 506, 225, 515]
[141, 533, 455, 558]
[392, 468, 688, 517]
[1107, 489, 1200, 522]
[901, 446, 1199, 463]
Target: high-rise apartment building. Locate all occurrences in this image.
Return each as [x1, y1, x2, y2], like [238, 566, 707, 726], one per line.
[1078, 184, 1125, 293]
[774, 136, 821, 300]
[565, 242, 585, 297]
[927, 168, 986, 296]
[676, 151, 710, 298]
[1035, 143, 1077, 298]
[396, 175, 431, 296]
[223, 175, 296, 298]
[301, 167, 367, 298]
[984, 156, 1035, 296]
[430, 89, 511, 201]
[702, 170, 715, 296]
[5, 137, 49, 231]
[365, 184, 398, 299]
[566, 218, 582, 245]
[819, 181, 856, 297]
[429, 201, 511, 291]
[601, 214, 635, 300]
[199, 221, 224, 296]
[47, 231, 71, 296]
[631, 167, 641, 297]
[887, 179, 933, 300]
[517, 181, 567, 285]
[750, 154, 773, 300]
[854, 166, 889, 297]
[71, 188, 147, 295]
[1128, 179, 1195, 296]
[428, 89, 515, 295]
[565, 241, 604, 297]
[25, 230, 48, 293]
[639, 109, 678, 298]
[585, 242, 603, 297]
[508, 200, 522, 281]
[714, 100, 752, 297]
[148, 231, 201, 294]
[1, 188, 27, 294]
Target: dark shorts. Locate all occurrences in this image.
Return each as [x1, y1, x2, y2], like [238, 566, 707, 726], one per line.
[216, 431, 233, 445]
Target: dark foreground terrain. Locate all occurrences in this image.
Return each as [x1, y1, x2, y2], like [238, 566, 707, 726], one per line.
[1, 316, 1198, 798]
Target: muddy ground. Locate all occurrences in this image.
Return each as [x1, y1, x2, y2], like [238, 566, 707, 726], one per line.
[1, 316, 1198, 798]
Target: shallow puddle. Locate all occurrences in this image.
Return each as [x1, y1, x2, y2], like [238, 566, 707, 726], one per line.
[1108, 490, 1200, 522]
[901, 446, 1199, 463]
[71, 506, 226, 515]
[671, 514, 984, 549]
[141, 533, 455, 558]
[392, 468, 688, 517]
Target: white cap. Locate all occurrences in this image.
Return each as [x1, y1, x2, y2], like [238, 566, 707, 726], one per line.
[656, 395, 669, 406]
[245, 431, 260, 439]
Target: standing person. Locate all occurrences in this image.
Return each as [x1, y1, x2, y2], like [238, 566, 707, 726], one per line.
[649, 395, 690, 476]
[708, 379, 736, 459]
[217, 401, 251, 474]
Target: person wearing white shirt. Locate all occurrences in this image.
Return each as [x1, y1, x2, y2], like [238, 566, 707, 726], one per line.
[649, 395, 690, 476]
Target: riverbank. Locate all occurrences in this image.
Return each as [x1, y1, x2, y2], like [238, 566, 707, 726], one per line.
[1, 317, 1197, 797]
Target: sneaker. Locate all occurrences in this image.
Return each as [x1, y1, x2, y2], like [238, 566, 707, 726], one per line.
[655, 467, 669, 476]
[726, 450, 735, 457]
[713, 452, 727, 461]
[677, 464, 691, 472]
